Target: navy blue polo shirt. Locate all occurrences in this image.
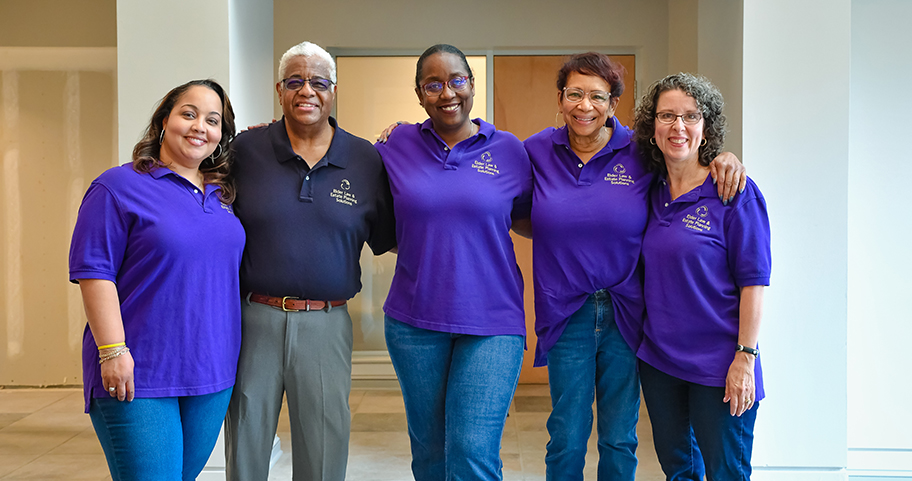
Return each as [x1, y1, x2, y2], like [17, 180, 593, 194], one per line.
[234, 117, 396, 300]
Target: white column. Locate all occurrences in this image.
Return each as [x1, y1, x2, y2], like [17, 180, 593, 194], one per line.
[116, 2, 274, 478]
[743, 1, 850, 479]
[847, 0, 912, 477]
[116, 0, 273, 163]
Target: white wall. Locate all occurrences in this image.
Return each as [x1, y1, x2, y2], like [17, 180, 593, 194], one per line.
[272, 0, 671, 119]
[847, 0, 912, 476]
[228, 0, 274, 131]
[697, 0, 743, 159]
[117, 0, 273, 169]
[116, 0, 231, 164]
[668, 0, 744, 158]
[744, 0, 850, 479]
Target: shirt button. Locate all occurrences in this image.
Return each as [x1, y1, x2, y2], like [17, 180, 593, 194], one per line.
[664, 203, 669, 207]
[305, 176, 310, 181]
[444, 147, 449, 151]
[194, 189, 199, 194]
[578, 163, 583, 168]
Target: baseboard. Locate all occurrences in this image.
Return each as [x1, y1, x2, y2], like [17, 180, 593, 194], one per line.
[351, 350, 397, 381]
[751, 467, 848, 481]
[848, 448, 912, 478]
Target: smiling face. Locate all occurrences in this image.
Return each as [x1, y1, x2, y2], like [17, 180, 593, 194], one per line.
[415, 52, 475, 135]
[277, 55, 336, 129]
[559, 72, 619, 139]
[160, 85, 223, 168]
[653, 89, 705, 167]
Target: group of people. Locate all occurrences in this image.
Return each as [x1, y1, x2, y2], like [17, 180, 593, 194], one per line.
[68, 40, 770, 481]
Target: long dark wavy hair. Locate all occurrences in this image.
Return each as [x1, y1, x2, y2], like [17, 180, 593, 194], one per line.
[633, 73, 726, 176]
[131, 79, 237, 203]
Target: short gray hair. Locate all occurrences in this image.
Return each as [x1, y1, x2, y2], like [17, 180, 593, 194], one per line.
[278, 41, 336, 83]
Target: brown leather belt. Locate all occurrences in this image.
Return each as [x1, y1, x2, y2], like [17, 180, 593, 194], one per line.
[248, 293, 346, 312]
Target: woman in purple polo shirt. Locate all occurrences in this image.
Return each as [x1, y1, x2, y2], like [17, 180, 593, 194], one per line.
[522, 53, 746, 481]
[69, 79, 245, 480]
[633, 73, 770, 480]
[374, 44, 531, 481]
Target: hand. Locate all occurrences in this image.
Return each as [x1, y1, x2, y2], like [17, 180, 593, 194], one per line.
[709, 152, 747, 204]
[101, 351, 135, 402]
[241, 119, 277, 133]
[377, 121, 408, 143]
[723, 352, 755, 416]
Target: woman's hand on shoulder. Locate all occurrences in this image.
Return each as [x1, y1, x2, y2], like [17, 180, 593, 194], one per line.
[241, 119, 277, 133]
[723, 352, 756, 417]
[709, 152, 747, 205]
[377, 121, 409, 143]
[101, 351, 135, 402]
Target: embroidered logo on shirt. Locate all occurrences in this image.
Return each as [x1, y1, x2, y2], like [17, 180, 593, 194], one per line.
[472, 151, 500, 176]
[683, 205, 712, 232]
[220, 203, 233, 214]
[331, 179, 358, 206]
[604, 163, 635, 186]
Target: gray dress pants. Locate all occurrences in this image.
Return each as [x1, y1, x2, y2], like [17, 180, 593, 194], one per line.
[225, 299, 353, 481]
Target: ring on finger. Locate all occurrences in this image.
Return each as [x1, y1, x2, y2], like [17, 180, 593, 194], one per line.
[108, 386, 116, 392]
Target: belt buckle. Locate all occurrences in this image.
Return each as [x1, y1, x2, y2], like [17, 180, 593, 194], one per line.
[281, 296, 300, 312]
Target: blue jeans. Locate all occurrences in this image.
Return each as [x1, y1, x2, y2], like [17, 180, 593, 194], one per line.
[385, 315, 524, 481]
[639, 361, 757, 481]
[89, 387, 233, 481]
[545, 289, 640, 481]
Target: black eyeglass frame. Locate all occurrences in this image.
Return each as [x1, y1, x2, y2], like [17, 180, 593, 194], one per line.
[281, 77, 335, 92]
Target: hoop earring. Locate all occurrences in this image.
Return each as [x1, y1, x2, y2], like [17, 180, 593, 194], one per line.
[555, 112, 564, 126]
[159, 130, 165, 145]
[210, 143, 222, 161]
[649, 138, 656, 145]
[700, 138, 707, 147]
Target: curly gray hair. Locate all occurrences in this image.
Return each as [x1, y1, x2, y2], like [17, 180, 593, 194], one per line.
[633, 73, 726, 175]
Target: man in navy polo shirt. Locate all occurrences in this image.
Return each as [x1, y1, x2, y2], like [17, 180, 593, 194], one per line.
[224, 41, 395, 481]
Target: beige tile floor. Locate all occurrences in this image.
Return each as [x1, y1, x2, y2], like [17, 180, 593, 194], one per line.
[0, 386, 664, 480]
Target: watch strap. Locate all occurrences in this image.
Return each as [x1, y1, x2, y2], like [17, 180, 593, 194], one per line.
[736, 344, 760, 358]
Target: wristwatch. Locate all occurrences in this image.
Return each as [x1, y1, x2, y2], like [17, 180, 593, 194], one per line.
[735, 344, 760, 358]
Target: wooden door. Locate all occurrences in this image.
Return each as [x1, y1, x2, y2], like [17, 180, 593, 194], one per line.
[493, 55, 636, 384]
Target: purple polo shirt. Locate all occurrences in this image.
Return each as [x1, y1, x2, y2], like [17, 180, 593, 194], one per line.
[524, 117, 652, 366]
[69, 164, 245, 412]
[375, 119, 532, 336]
[638, 174, 771, 400]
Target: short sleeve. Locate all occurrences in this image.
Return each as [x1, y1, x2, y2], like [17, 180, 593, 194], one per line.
[68, 182, 129, 283]
[367, 163, 397, 255]
[725, 195, 772, 287]
[511, 147, 533, 221]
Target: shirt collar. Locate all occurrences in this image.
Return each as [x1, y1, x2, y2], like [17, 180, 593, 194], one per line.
[148, 165, 222, 196]
[694, 171, 718, 198]
[271, 116, 348, 169]
[419, 118, 492, 142]
[658, 171, 717, 199]
[149, 165, 172, 179]
[550, 115, 633, 153]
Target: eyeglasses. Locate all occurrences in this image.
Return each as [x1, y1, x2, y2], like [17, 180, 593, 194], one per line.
[282, 77, 334, 92]
[655, 111, 703, 125]
[422, 76, 471, 96]
[562, 88, 611, 105]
